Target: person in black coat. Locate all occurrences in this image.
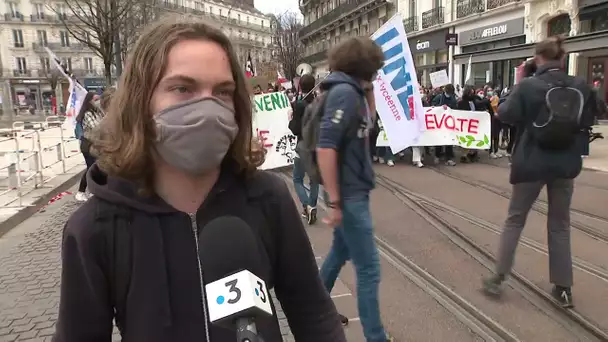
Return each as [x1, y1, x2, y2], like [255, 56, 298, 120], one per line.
[456, 85, 494, 162]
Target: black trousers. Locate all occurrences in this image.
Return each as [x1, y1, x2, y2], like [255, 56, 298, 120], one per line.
[78, 152, 97, 192]
[491, 119, 502, 154]
[506, 126, 517, 154]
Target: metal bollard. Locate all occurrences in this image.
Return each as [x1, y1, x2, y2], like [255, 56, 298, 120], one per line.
[7, 163, 18, 189]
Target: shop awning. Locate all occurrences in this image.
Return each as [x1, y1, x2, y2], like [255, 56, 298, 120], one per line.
[453, 30, 608, 65]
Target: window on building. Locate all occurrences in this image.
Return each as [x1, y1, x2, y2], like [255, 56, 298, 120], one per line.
[34, 3, 45, 18]
[8, 2, 20, 18]
[239, 30, 242, 38]
[36, 30, 48, 46]
[60, 31, 70, 47]
[57, 4, 67, 19]
[219, 9, 223, 16]
[40, 57, 50, 71]
[209, 6, 213, 13]
[12, 29, 24, 48]
[61, 58, 72, 71]
[247, 16, 249, 23]
[84, 57, 93, 71]
[547, 14, 571, 36]
[238, 14, 241, 21]
[261, 19, 264, 27]
[15, 57, 27, 73]
[229, 27, 233, 36]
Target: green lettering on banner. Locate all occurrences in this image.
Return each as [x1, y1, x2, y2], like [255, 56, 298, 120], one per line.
[253, 92, 289, 112]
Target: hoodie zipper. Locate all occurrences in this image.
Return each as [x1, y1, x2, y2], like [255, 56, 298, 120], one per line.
[190, 213, 211, 342]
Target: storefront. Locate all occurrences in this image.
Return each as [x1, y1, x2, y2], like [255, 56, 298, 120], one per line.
[577, 0, 608, 104]
[454, 17, 527, 89]
[409, 29, 450, 88]
[10, 79, 55, 111]
[83, 78, 107, 94]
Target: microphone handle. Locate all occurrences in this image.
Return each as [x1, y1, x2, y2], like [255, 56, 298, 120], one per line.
[236, 317, 263, 342]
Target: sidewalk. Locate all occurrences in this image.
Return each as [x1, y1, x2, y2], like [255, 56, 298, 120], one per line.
[584, 125, 608, 172]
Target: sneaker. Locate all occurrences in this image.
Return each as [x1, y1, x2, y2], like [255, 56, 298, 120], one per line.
[445, 159, 456, 166]
[379, 158, 385, 164]
[75, 192, 88, 202]
[338, 313, 349, 326]
[433, 157, 440, 165]
[551, 285, 574, 308]
[307, 206, 317, 225]
[414, 161, 424, 168]
[301, 207, 308, 219]
[398, 152, 405, 159]
[504, 152, 511, 158]
[373, 156, 379, 162]
[490, 153, 498, 159]
[387, 160, 395, 167]
[386, 334, 395, 342]
[482, 274, 505, 297]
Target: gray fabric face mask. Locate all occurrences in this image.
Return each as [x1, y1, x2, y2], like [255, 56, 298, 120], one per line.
[154, 97, 239, 175]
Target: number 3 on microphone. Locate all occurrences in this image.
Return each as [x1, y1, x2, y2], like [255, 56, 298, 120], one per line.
[225, 279, 242, 304]
[256, 280, 267, 303]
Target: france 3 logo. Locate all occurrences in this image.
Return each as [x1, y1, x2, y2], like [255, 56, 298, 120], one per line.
[206, 270, 273, 323]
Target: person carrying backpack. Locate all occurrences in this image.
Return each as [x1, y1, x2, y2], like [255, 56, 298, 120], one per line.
[482, 36, 598, 307]
[289, 74, 319, 225]
[299, 37, 393, 342]
[74, 92, 105, 202]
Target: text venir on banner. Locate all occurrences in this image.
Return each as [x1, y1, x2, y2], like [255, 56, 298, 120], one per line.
[371, 14, 425, 154]
[252, 92, 296, 170]
[377, 107, 491, 149]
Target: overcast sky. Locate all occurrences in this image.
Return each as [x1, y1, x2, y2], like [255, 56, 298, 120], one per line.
[254, 0, 301, 16]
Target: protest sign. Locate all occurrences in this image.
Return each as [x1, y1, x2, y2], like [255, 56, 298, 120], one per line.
[377, 107, 491, 150]
[252, 92, 296, 170]
[371, 14, 425, 154]
[429, 70, 449, 88]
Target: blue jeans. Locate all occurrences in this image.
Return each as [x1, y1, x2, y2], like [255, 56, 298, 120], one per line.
[292, 157, 319, 208]
[319, 196, 386, 342]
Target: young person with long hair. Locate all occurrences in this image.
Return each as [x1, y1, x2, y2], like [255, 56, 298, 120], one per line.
[54, 18, 345, 341]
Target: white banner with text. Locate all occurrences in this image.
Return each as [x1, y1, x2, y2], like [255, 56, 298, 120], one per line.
[377, 107, 491, 149]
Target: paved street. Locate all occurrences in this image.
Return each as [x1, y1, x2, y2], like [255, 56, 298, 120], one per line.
[0, 151, 607, 341]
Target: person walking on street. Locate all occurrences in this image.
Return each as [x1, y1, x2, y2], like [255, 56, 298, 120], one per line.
[482, 36, 598, 307]
[289, 74, 320, 224]
[74, 92, 105, 202]
[316, 37, 393, 342]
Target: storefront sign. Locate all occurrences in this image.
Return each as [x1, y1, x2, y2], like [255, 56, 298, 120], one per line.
[445, 33, 458, 46]
[458, 18, 525, 46]
[408, 29, 450, 53]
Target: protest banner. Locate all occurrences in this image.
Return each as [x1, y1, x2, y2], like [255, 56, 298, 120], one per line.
[252, 91, 296, 170]
[371, 14, 425, 153]
[377, 107, 491, 150]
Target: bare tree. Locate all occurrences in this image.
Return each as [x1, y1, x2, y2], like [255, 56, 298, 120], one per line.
[272, 11, 303, 81]
[48, 0, 137, 85]
[118, 0, 160, 64]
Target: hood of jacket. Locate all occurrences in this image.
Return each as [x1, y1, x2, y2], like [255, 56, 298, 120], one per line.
[86, 162, 238, 214]
[320, 72, 365, 95]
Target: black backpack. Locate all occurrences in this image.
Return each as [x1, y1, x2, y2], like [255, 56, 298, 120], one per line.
[97, 181, 280, 336]
[531, 78, 584, 150]
[296, 88, 362, 185]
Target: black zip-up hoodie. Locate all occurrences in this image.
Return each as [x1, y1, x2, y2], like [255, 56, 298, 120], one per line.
[53, 164, 346, 342]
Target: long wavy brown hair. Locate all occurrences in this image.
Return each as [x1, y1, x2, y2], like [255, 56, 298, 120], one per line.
[94, 18, 265, 193]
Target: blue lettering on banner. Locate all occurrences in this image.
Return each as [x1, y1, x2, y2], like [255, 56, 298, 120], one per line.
[374, 27, 414, 121]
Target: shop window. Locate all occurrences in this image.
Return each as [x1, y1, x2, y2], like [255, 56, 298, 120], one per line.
[547, 14, 571, 36]
[437, 50, 448, 64]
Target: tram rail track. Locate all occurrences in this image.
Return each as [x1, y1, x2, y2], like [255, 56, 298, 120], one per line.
[428, 166, 608, 243]
[277, 171, 520, 342]
[376, 173, 608, 341]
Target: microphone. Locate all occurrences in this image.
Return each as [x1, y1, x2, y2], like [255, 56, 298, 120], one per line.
[199, 216, 273, 342]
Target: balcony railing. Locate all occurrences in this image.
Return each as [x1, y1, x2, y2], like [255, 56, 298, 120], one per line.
[456, 0, 485, 19]
[421, 7, 444, 30]
[299, 0, 375, 37]
[32, 42, 49, 52]
[30, 14, 55, 22]
[301, 49, 327, 64]
[403, 16, 418, 33]
[44, 42, 88, 50]
[3, 12, 24, 21]
[72, 69, 105, 77]
[13, 69, 32, 77]
[487, 0, 517, 10]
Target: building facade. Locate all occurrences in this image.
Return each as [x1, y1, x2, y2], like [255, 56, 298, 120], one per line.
[298, 0, 396, 79]
[397, 0, 608, 102]
[0, 0, 274, 115]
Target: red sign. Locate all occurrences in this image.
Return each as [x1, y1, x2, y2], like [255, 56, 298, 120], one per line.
[424, 108, 479, 134]
[256, 128, 273, 148]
